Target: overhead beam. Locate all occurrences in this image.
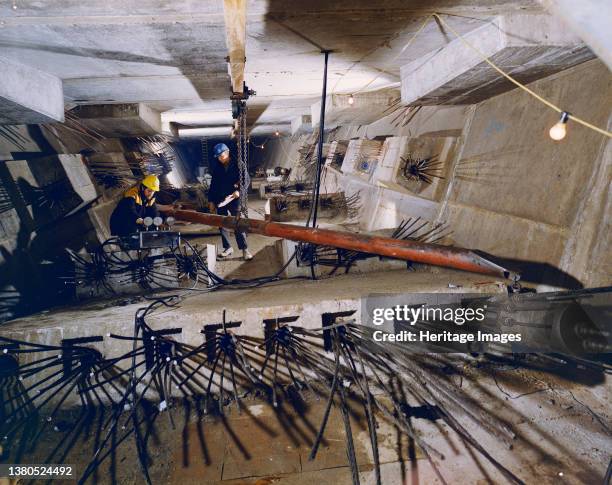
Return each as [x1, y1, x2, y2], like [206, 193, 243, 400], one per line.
[0, 57, 64, 124]
[311, 89, 400, 128]
[178, 126, 233, 138]
[71, 103, 162, 137]
[291, 115, 312, 135]
[401, 13, 593, 106]
[223, 0, 247, 93]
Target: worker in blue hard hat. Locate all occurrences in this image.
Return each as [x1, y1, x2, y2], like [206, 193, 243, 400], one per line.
[208, 143, 253, 261]
[110, 174, 160, 236]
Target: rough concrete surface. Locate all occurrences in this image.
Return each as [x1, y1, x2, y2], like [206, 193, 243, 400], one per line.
[0, 0, 543, 133]
[1, 358, 608, 484]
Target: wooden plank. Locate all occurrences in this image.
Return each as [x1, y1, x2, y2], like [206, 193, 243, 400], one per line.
[223, 0, 246, 93]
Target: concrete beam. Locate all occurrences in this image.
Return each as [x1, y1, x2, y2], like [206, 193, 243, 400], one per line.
[178, 126, 233, 138]
[311, 89, 399, 128]
[223, 0, 247, 93]
[539, 0, 612, 70]
[162, 109, 233, 127]
[6, 154, 96, 222]
[71, 103, 162, 137]
[0, 57, 64, 124]
[161, 120, 180, 138]
[248, 123, 290, 136]
[401, 13, 595, 105]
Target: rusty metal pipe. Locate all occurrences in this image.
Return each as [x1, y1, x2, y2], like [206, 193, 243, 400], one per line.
[170, 210, 514, 279]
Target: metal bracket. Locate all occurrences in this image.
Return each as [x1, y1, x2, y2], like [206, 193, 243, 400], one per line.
[263, 315, 300, 355]
[142, 328, 182, 370]
[231, 83, 256, 119]
[201, 319, 242, 362]
[61, 336, 103, 376]
[321, 310, 356, 352]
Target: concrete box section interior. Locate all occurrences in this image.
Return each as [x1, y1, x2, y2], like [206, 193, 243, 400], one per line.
[0, 1, 610, 483]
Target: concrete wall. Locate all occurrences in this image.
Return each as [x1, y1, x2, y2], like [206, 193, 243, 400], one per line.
[0, 121, 197, 322]
[439, 59, 610, 286]
[259, 59, 610, 289]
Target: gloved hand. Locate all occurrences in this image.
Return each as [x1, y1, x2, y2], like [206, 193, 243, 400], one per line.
[136, 218, 144, 225]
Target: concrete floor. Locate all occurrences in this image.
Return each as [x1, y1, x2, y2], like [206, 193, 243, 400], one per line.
[2, 359, 609, 484]
[155, 363, 612, 485]
[0, 236, 609, 484]
[163, 363, 611, 485]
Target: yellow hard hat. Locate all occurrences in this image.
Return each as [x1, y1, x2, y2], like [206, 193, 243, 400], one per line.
[141, 174, 160, 192]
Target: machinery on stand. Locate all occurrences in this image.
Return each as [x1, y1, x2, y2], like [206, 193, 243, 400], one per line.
[63, 216, 215, 297]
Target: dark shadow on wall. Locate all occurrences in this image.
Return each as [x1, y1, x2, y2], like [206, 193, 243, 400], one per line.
[473, 250, 584, 290]
[0, 176, 99, 323]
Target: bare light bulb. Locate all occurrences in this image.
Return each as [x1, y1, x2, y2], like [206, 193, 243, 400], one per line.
[348, 94, 355, 105]
[549, 111, 570, 141]
[275, 131, 280, 136]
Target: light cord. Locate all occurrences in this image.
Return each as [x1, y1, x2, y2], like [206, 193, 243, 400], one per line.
[432, 12, 611, 138]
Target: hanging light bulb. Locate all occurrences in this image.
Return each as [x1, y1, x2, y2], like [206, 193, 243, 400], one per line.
[549, 111, 570, 141]
[348, 94, 355, 105]
[275, 131, 280, 136]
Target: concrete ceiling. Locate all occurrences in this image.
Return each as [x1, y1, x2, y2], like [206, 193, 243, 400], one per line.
[0, 0, 544, 136]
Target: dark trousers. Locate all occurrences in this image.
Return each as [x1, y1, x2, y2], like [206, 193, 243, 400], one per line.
[217, 199, 248, 250]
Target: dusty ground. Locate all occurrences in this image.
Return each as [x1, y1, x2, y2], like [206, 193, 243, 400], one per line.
[1, 356, 609, 485]
[1, 200, 609, 484]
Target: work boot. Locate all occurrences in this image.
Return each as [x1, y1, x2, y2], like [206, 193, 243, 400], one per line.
[243, 249, 253, 261]
[219, 247, 233, 259]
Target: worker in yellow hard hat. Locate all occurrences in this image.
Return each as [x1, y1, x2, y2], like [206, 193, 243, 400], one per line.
[110, 174, 160, 236]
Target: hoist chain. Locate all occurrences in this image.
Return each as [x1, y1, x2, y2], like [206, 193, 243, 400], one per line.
[201, 138, 208, 165]
[237, 107, 249, 218]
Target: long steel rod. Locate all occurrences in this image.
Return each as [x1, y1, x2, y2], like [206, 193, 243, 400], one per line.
[166, 209, 514, 278]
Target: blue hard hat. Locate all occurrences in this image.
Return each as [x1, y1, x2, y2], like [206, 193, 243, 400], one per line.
[213, 143, 230, 158]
